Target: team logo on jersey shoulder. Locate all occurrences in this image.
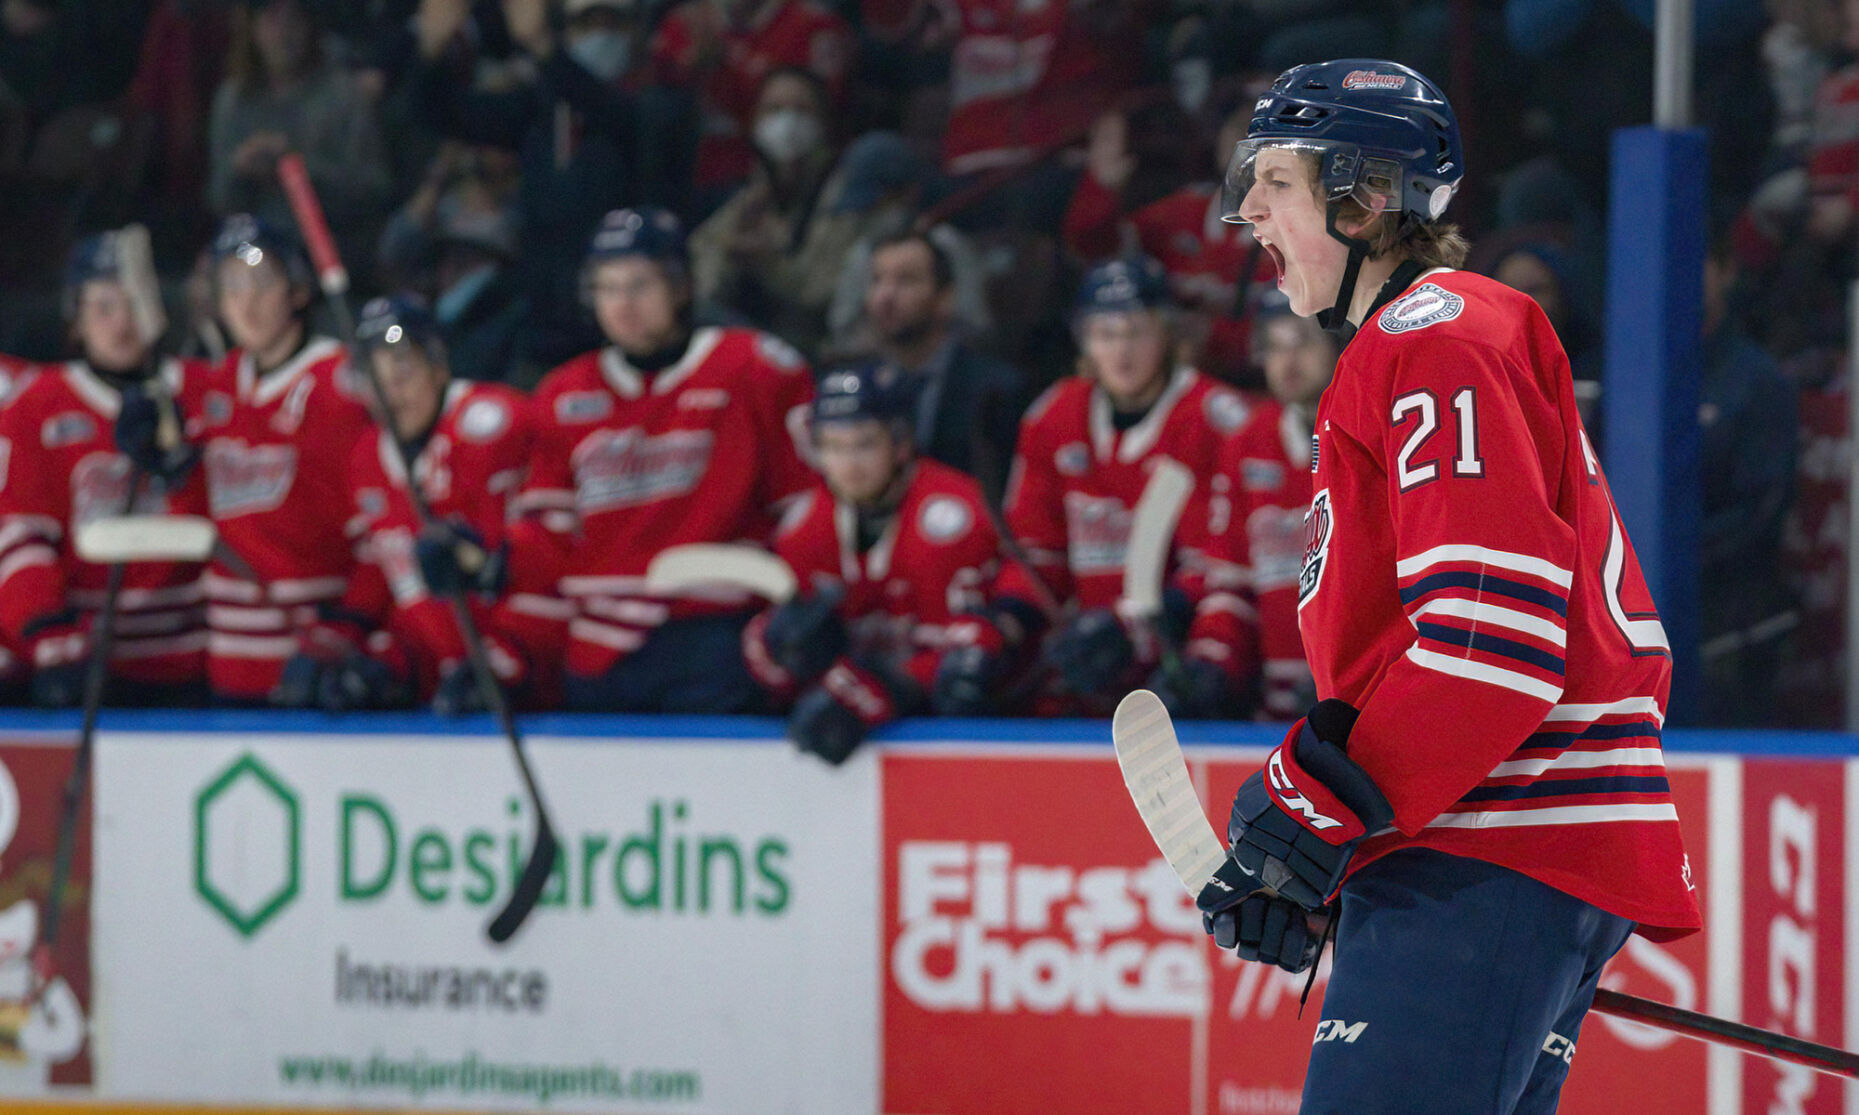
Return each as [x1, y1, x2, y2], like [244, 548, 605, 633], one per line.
[918, 495, 973, 544]
[756, 334, 805, 372]
[678, 388, 731, 411]
[1298, 488, 1333, 608]
[1242, 459, 1286, 491]
[555, 391, 612, 424]
[42, 411, 96, 449]
[358, 487, 387, 518]
[1055, 442, 1090, 477]
[1378, 283, 1464, 334]
[203, 391, 233, 427]
[458, 398, 510, 442]
[1204, 390, 1249, 435]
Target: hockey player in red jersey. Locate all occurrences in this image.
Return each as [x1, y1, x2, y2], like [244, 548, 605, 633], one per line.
[1195, 61, 1701, 1112]
[274, 295, 564, 713]
[1161, 295, 1335, 719]
[961, 255, 1249, 716]
[516, 207, 816, 712]
[185, 215, 374, 703]
[743, 361, 999, 763]
[0, 232, 213, 707]
[0, 352, 40, 699]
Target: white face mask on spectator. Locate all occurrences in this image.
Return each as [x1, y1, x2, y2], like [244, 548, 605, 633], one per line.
[567, 30, 631, 82]
[754, 109, 825, 165]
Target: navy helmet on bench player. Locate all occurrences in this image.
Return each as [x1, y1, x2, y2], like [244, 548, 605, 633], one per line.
[210, 213, 314, 291]
[813, 358, 916, 436]
[356, 292, 444, 359]
[1221, 59, 1462, 329]
[583, 206, 689, 283]
[62, 230, 130, 320]
[1073, 254, 1173, 325]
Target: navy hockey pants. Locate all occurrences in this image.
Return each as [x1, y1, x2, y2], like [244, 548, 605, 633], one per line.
[563, 613, 765, 714]
[1299, 849, 1634, 1115]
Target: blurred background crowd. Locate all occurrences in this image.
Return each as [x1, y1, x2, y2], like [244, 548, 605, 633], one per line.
[0, 0, 1839, 738]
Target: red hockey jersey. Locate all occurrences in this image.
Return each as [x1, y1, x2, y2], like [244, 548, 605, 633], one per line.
[999, 366, 1248, 615]
[1062, 178, 1276, 383]
[768, 458, 999, 692]
[1298, 269, 1700, 937]
[0, 360, 212, 686]
[188, 337, 374, 700]
[517, 328, 817, 678]
[1191, 398, 1313, 719]
[649, 0, 853, 189]
[342, 381, 566, 700]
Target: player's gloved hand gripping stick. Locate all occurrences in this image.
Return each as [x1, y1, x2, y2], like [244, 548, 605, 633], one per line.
[279, 153, 556, 945]
[1112, 689, 1859, 1079]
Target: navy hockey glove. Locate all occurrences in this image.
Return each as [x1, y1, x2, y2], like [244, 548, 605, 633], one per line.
[114, 383, 198, 482]
[1045, 607, 1135, 694]
[271, 652, 327, 709]
[931, 614, 1011, 716]
[1147, 655, 1233, 720]
[415, 521, 507, 598]
[1197, 859, 1329, 973]
[318, 652, 414, 712]
[789, 658, 917, 766]
[1225, 700, 1394, 910]
[24, 611, 89, 709]
[761, 587, 846, 684]
[431, 634, 528, 716]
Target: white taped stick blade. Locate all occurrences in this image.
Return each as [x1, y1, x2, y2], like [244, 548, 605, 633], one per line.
[1111, 689, 1228, 894]
[644, 544, 798, 603]
[116, 223, 168, 347]
[75, 515, 216, 563]
[1121, 458, 1195, 619]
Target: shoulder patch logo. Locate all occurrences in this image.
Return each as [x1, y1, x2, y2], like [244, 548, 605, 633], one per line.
[458, 398, 510, 442]
[918, 495, 973, 544]
[1242, 459, 1286, 492]
[42, 412, 97, 449]
[555, 391, 612, 424]
[1297, 488, 1333, 608]
[1204, 389, 1250, 436]
[1055, 442, 1090, 477]
[1377, 283, 1465, 335]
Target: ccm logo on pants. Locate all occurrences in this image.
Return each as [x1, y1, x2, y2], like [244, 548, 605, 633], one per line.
[1313, 1020, 1368, 1044]
[1541, 1032, 1576, 1063]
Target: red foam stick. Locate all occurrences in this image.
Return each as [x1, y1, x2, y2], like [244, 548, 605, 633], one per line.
[276, 152, 348, 296]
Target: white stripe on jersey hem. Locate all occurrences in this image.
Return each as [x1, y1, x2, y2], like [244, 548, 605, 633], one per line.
[1426, 802, 1679, 829]
[570, 618, 647, 651]
[1405, 646, 1563, 703]
[207, 605, 291, 631]
[1542, 697, 1666, 728]
[1395, 544, 1574, 589]
[1410, 598, 1568, 647]
[208, 633, 298, 658]
[0, 516, 62, 552]
[0, 545, 56, 583]
[584, 597, 672, 626]
[561, 575, 650, 595]
[507, 593, 577, 620]
[1486, 746, 1669, 780]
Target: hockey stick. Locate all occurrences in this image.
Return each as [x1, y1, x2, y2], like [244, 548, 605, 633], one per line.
[1120, 457, 1194, 621]
[1109, 689, 1859, 1081]
[73, 514, 216, 564]
[644, 544, 798, 603]
[279, 153, 557, 945]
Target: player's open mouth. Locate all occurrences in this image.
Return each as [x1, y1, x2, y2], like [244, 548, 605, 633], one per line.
[1259, 239, 1286, 284]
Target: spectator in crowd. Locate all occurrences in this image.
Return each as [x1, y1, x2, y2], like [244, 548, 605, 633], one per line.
[179, 215, 375, 706]
[1699, 240, 1799, 726]
[275, 294, 564, 715]
[939, 256, 1248, 717]
[378, 142, 529, 383]
[208, 0, 390, 280]
[845, 228, 1026, 506]
[744, 361, 1000, 763]
[1164, 296, 1335, 720]
[411, 0, 698, 369]
[1064, 99, 1276, 384]
[1485, 237, 1602, 429]
[691, 68, 897, 354]
[649, 0, 854, 207]
[514, 207, 816, 713]
[0, 230, 212, 709]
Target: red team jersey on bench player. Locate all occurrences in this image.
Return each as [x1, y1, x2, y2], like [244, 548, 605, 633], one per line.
[517, 328, 816, 679]
[770, 458, 1000, 692]
[0, 359, 213, 685]
[1299, 270, 1700, 937]
[189, 337, 374, 701]
[341, 380, 565, 700]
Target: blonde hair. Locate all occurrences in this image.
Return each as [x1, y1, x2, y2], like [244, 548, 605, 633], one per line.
[1295, 149, 1470, 269]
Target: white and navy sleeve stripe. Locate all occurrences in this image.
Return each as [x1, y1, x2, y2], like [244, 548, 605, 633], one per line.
[1427, 704, 1676, 829]
[1395, 544, 1571, 704]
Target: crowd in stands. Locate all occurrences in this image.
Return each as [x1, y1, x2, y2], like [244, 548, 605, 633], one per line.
[0, 0, 1833, 739]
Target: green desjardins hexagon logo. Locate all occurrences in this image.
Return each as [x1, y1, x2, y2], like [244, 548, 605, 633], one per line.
[194, 753, 300, 938]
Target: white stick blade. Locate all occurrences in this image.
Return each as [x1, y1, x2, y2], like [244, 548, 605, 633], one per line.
[75, 515, 216, 563]
[644, 544, 797, 603]
[1121, 458, 1195, 618]
[1112, 689, 1228, 894]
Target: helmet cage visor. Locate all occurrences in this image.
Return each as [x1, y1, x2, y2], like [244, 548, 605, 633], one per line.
[1220, 138, 1403, 227]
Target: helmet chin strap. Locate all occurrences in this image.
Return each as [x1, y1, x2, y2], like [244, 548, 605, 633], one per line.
[1316, 203, 1372, 340]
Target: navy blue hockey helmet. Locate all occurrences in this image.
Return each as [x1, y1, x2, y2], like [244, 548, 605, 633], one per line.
[209, 213, 314, 289]
[1072, 255, 1173, 323]
[1221, 59, 1462, 228]
[585, 206, 689, 270]
[813, 360, 917, 433]
[356, 293, 445, 359]
[62, 231, 128, 318]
